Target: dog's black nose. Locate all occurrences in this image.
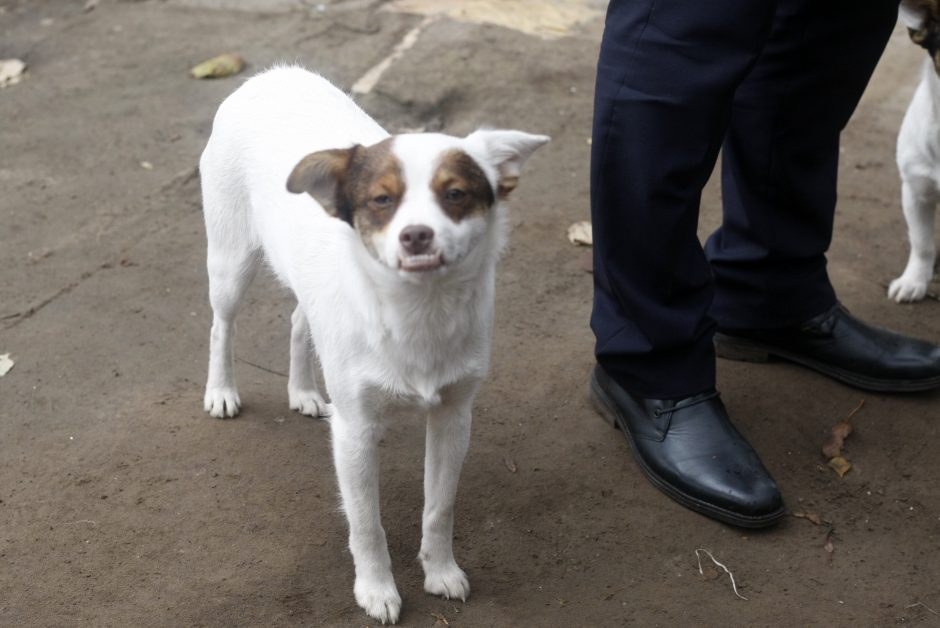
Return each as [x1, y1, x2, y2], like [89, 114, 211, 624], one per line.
[399, 224, 435, 255]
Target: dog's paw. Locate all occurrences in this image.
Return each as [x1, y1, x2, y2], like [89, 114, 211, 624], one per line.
[288, 388, 330, 417]
[888, 276, 929, 303]
[354, 577, 401, 624]
[423, 560, 470, 602]
[204, 387, 241, 418]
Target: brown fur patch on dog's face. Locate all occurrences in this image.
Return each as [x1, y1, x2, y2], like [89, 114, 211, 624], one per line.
[288, 138, 405, 254]
[431, 149, 495, 222]
[906, 0, 940, 74]
[339, 139, 406, 251]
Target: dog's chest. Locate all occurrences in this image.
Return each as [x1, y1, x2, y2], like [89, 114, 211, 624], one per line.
[313, 272, 493, 405]
[374, 294, 489, 400]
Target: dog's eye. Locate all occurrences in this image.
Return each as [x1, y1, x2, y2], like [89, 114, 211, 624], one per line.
[372, 194, 393, 207]
[445, 188, 466, 202]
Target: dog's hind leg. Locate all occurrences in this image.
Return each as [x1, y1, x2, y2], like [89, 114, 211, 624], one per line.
[419, 380, 475, 602]
[288, 305, 330, 417]
[889, 177, 937, 303]
[330, 403, 401, 624]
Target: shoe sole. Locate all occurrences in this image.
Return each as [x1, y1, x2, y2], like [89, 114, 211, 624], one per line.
[713, 332, 940, 393]
[589, 372, 786, 529]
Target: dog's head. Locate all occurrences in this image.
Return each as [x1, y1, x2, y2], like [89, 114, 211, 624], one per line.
[287, 130, 548, 276]
[901, 0, 940, 74]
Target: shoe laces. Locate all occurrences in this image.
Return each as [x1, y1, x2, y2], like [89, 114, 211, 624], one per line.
[652, 390, 720, 418]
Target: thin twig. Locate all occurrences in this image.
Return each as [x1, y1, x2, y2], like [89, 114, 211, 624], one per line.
[695, 548, 748, 600]
[906, 601, 939, 615]
[844, 399, 865, 422]
[236, 358, 288, 378]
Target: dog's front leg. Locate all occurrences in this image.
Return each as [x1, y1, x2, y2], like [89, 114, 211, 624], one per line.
[889, 177, 937, 302]
[331, 408, 401, 624]
[420, 381, 476, 602]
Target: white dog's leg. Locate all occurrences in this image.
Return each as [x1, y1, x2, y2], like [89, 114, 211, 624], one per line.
[331, 407, 401, 624]
[890, 178, 937, 303]
[419, 383, 475, 602]
[288, 305, 329, 417]
[204, 245, 258, 418]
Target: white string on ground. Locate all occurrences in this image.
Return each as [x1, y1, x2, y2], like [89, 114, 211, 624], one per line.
[906, 602, 939, 615]
[695, 548, 748, 601]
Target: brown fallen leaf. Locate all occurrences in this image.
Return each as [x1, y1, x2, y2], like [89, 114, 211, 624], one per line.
[822, 419, 853, 459]
[821, 399, 863, 458]
[503, 455, 517, 473]
[190, 53, 245, 79]
[430, 611, 449, 626]
[828, 456, 852, 478]
[792, 511, 823, 526]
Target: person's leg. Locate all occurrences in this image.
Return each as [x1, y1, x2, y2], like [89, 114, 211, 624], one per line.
[590, 0, 786, 528]
[710, 0, 940, 392]
[707, 0, 898, 327]
[591, 0, 775, 399]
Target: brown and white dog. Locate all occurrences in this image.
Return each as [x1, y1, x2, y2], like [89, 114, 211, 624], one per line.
[891, 0, 940, 301]
[198, 65, 548, 623]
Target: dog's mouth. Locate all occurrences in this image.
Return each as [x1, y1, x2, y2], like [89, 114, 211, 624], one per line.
[399, 250, 444, 272]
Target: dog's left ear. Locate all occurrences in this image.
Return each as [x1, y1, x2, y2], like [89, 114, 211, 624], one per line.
[287, 147, 358, 222]
[466, 130, 550, 199]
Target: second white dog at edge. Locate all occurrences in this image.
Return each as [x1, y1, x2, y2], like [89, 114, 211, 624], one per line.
[891, 1, 940, 302]
[198, 64, 548, 624]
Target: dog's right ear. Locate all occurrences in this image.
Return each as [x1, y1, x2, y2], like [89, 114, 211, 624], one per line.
[287, 147, 358, 223]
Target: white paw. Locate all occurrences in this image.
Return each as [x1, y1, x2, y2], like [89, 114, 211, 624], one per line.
[204, 387, 241, 418]
[888, 275, 929, 303]
[354, 577, 401, 624]
[423, 560, 470, 601]
[288, 388, 330, 417]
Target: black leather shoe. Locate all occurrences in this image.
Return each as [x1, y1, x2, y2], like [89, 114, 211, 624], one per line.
[714, 303, 940, 392]
[589, 365, 785, 528]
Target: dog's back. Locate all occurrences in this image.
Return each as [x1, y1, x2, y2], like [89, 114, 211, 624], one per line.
[200, 66, 388, 287]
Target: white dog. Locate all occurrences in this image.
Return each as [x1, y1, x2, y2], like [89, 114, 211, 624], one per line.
[891, 1, 940, 302]
[198, 65, 547, 624]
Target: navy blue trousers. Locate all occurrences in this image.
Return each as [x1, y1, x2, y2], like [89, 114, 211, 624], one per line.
[590, 0, 898, 398]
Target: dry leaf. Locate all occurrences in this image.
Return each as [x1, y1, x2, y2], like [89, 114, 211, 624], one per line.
[828, 456, 852, 478]
[822, 419, 853, 459]
[190, 53, 245, 79]
[793, 511, 823, 526]
[503, 455, 517, 473]
[0, 59, 26, 88]
[0, 353, 14, 377]
[430, 611, 449, 626]
[567, 220, 592, 246]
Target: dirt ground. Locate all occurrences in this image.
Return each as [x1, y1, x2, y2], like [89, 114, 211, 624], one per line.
[2, 1, 939, 626]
